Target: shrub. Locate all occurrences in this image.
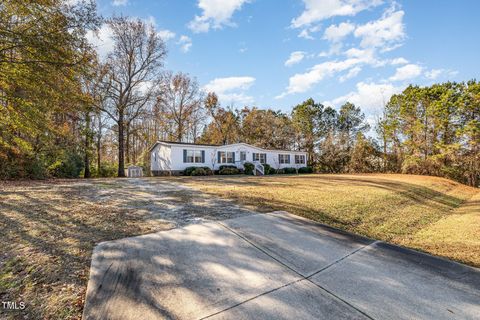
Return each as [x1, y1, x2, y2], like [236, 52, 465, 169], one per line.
[298, 166, 314, 174]
[219, 165, 237, 170]
[184, 166, 213, 176]
[184, 166, 198, 176]
[219, 167, 240, 175]
[191, 168, 207, 176]
[243, 162, 254, 175]
[263, 163, 274, 175]
[201, 167, 213, 175]
[25, 155, 49, 179]
[48, 151, 83, 178]
[98, 163, 117, 177]
[283, 167, 297, 174]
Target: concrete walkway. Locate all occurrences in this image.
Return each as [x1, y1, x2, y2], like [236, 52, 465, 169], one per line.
[83, 212, 480, 320]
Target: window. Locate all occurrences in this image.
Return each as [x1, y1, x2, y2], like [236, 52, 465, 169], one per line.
[240, 151, 246, 161]
[295, 155, 305, 164]
[219, 151, 234, 163]
[253, 153, 266, 164]
[279, 154, 290, 164]
[184, 149, 204, 163]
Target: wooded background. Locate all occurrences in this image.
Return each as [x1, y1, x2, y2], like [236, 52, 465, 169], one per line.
[1, 1, 478, 186]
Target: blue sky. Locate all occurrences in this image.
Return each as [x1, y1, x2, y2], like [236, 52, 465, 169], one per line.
[89, 0, 480, 124]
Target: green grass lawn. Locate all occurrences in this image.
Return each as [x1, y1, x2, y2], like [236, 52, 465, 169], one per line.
[181, 173, 480, 267]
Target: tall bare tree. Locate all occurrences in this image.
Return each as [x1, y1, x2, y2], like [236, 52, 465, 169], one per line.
[156, 72, 203, 142]
[100, 16, 166, 177]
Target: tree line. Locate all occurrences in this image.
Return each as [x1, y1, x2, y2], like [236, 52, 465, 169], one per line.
[1, 1, 478, 186]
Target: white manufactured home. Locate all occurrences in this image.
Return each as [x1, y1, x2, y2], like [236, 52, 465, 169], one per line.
[149, 141, 308, 175]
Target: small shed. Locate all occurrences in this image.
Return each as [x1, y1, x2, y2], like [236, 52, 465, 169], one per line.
[127, 165, 143, 178]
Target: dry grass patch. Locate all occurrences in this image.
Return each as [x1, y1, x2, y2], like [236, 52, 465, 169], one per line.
[180, 173, 480, 267]
[0, 180, 168, 319]
[0, 177, 252, 319]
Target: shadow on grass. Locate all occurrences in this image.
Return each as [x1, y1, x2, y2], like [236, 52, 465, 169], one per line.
[0, 179, 253, 319]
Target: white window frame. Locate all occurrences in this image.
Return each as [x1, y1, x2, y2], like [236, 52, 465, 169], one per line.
[240, 151, 246, 161]
[186, 150, 203, 163]
[219, 151, 234, 164]
[253, 153, 266, 164]
[295, 155, 305, 164]
[279, 154, 290, 164]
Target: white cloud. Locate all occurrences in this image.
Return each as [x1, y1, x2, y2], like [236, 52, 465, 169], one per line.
[319, 42, 344, 57]
[203, 76, 256, 105]
[298, 25, 322, 40]
[277, 58, 362, 98]
[389, 63, 422, 81]
[86, 23, 115, 59]
[298, 29, 314, 40]
[323, 22, 355, 42]
[188, 0, 249, 33]
[204, 76, 255, 92]
[343, 48, 379, 66]
[329, 81, 403, 113]
[390, 57, 409, 65]
[424, 68, 458, 80]
[285, 51, 306, 67]
[339, 66, 361, 82]
[157, 29, 176, 41]
[112, 0, 128, 6]
[177, 35, 192, 53]
[292, 0, 383, 28]
[354, 8, 406, 51]
[425, 69, 442, 80]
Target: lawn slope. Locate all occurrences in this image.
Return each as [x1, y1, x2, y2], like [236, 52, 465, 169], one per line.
[182, 174, 480, 267]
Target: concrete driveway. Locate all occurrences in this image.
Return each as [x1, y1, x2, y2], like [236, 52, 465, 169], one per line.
[83, 211, 480, 320]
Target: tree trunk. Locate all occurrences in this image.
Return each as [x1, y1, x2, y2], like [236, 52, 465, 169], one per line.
[126, 125, 130, 165]
[132, 133, 137, 164]
[96, 135, 101, 172]
[177, 122, 183, 142]
[383, 136, 387, 173]
[84, 112, 91, 178]
[96, 115, 102, 172]
[118, 115, 125, 177]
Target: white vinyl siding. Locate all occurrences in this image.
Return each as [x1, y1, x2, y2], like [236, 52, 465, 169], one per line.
[151, 142, 308, 172]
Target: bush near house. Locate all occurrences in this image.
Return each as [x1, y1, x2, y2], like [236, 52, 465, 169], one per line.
[219, 165, 237, 170]
[219, 167, 240, 175]
[263, 163, 275, 174]
[243, 162, 254, 175]
[298, 166, 314, 173]
[191, 168, 207, 176]
[184, 166, 213, 176]
[280, 167, 297, 174]
[184, 167, 198, 176]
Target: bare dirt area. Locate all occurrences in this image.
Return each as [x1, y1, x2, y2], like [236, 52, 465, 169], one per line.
[0, 178, 253, 319]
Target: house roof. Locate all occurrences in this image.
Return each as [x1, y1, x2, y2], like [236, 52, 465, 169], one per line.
[148, 140, 220, 152]
[149, 140, 307, 154]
